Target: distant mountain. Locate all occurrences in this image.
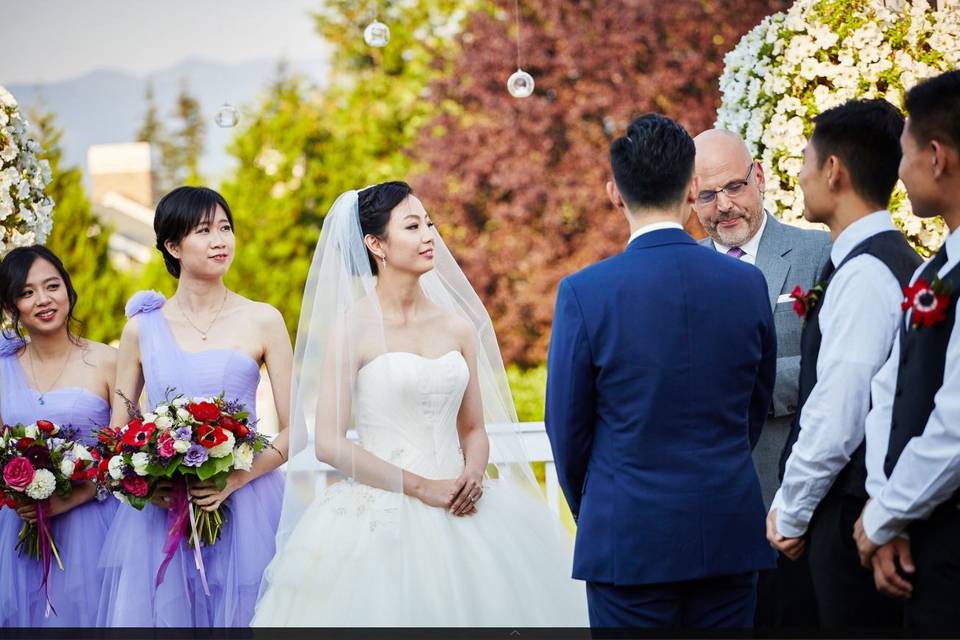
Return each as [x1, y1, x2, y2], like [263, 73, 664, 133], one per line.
[7, 56, 328, 184]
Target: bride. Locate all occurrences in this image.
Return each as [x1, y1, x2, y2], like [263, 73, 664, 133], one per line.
[252, 182, 587, 627]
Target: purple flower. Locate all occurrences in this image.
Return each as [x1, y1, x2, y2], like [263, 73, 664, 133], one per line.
[175, 427, 193, 441]
[183, 444, 208, 467]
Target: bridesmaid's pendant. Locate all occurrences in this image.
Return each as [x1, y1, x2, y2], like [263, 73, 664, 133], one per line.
[201, 334, 207, 341]
[38, 395, 45, 405]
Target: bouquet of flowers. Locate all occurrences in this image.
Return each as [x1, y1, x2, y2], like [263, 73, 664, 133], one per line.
[0, 420, 95, 609]
[93, 393, 270, 547]
[0, 85, 54, 257]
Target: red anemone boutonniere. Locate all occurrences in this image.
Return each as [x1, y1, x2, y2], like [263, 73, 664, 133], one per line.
[902, 278, 953, 329]
[791, 282, 826, 319]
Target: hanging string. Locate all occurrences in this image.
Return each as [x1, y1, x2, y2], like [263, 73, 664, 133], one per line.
[514, 0, 523, 70]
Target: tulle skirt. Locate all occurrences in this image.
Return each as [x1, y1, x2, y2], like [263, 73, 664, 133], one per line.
[0, 496, 117, 627]
[252, 479, 589, 627]
[97, 470, 283, 627]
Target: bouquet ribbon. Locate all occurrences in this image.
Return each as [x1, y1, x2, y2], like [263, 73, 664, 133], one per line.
[154, 480, 211, 597]
[36, 500, 62, 618]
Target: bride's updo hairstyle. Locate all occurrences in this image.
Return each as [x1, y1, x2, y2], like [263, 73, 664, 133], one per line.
[154, 186, 234, 278]
[357, 181, 413, 275]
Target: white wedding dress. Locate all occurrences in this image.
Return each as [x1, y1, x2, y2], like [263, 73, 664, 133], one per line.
[252, 350, 588, 627]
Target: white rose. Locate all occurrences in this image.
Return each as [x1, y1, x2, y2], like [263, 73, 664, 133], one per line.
[25, 469, 56, 500]
[60, 458, 76, 478]
[208, 430, 236, 459]
[131, 452, 150, 476]
[142, 413, 157, 423]
[233, 442, 254, 471]
[172, 396, 189, 408]
[73, 444, 93, 462]
[155, 404, 171, 416]
[24, 424, 38, 438]
[112, 491, 130, 506]
[173, 439, 191, 454]
[108, 455, 124, 480]
[155, 416, 174, 430]
[176, 408, 192, 422]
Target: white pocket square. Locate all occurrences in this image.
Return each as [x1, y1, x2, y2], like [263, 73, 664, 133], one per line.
[776, 293, 795, 304]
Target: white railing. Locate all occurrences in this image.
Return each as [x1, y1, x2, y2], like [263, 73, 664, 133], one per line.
[286, 422, 563, 514]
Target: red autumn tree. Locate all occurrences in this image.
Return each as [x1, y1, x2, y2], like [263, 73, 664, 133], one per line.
[413, 0, 787, 366]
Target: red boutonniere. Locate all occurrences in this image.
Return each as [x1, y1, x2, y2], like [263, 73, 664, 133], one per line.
[902, 278, 953, 329]
[791, 283, 825, 319]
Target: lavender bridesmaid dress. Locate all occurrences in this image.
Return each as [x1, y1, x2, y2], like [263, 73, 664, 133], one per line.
[97, 291, 283, 627]
[0, 334, 114, 627]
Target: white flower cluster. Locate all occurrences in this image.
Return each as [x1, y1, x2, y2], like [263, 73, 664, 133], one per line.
[0, 86, 54, 257]
[25, 468, 56, 500]
[716, 0, 960, 254]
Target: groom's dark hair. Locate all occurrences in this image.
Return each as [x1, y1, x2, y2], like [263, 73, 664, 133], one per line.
[609, 114, 695, 210]
[811, 99, 904, 208]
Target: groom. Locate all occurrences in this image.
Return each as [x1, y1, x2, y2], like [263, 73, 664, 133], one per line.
[545, 114, 777, 628]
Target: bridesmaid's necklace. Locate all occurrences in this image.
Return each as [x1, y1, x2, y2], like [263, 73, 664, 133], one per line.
[27, 343, 74, 406]
[176, 289, 229, 341]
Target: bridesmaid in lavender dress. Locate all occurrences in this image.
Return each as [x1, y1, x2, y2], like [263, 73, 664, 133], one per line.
[0, 246, 117, 627]
[97, 186, 291, 627]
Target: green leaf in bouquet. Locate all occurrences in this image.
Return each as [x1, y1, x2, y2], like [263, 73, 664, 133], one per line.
[146, 455, 181, 478]
[195, 453, 234, 481]
[127, 495, 149, 510]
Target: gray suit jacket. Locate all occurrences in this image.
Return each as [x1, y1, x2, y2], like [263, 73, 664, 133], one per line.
[700, 213, 831, 507]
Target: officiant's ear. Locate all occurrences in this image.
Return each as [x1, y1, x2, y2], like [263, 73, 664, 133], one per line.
[606, 181, 627, 214]
[685, 175, 701, 205]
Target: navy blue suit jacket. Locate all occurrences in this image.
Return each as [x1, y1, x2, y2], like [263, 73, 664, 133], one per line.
[545, 228, 777, 585]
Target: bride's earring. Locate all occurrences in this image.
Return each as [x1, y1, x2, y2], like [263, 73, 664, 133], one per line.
[379, 254, 387, 268]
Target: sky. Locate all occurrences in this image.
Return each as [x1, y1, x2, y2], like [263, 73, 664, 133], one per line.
[0, 0, 330, 85]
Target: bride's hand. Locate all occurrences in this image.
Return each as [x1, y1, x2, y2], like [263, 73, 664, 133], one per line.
[449, 468, 484, 516]
[415, 478, 460, 510]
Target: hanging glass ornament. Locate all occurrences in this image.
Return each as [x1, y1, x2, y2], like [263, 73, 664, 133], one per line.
[507, 69, 535, 98]
[363, 20, 391, 47]
[214, 103, 239, 128]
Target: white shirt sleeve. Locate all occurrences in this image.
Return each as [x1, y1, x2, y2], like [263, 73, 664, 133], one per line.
[862, 310, 960, 545]
[774, 255, 904, 538]
[864, 333, 900, 500]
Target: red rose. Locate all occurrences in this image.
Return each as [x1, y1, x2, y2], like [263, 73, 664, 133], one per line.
[121, 477, 149, 498]
[188, 402, 221, 423]
[15, 437, 35, 452]
[791, 286, 807, 317]
[3, 495, 17, 508]
[121, 422, 157, 449]
[36, 420, 56, 434]
[219, 416, 249, 438]
[196, 425, 229, 449]
[70, 460, 88, 482]
[97, 457, 111, 481]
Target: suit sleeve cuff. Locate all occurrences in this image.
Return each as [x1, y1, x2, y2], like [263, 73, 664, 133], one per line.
[862, 498, 906, 546]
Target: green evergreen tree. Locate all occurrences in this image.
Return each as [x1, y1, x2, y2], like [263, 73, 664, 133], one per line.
[170, 79, 205, 186]
[32, 110, 133, 343]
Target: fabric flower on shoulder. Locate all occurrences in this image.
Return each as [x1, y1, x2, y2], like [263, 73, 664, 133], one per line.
[124, 290, 166, 319]
[0, 332, 25, 358]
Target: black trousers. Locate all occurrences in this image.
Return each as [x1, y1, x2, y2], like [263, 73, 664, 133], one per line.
[754, 552, 819, 628]
[904, 501, 960, 629]
[807, 491, 903, 628]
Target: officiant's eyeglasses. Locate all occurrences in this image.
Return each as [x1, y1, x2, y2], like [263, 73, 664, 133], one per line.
[696, 163, 755, 206]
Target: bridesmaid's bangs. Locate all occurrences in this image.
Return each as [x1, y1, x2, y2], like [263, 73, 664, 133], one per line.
[154, 186, 235, 278]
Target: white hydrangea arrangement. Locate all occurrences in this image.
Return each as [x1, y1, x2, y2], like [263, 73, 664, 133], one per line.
[716, 0, 960, 254]
[0, 86, 53, 256]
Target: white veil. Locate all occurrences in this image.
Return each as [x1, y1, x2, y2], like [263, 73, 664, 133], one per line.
[270, 188, 547, 567]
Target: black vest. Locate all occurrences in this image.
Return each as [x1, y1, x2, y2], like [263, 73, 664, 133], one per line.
[779, 230, 921, 499]
[884, 256, 960, 479]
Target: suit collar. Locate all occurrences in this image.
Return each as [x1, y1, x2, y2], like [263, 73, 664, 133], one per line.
[626, 227, 695, 251]
[754, 212, 791, 309]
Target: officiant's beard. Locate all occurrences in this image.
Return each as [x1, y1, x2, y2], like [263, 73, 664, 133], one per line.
[707, 208, 760, 247]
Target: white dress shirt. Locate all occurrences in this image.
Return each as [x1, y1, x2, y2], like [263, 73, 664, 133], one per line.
[713, 212, 768, 265]
[773, 211, 905, 538]
[863, 226, 960, 545]
[627, 221, 683, 246]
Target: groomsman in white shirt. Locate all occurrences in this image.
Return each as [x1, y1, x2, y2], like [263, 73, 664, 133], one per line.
[854, 70, 960, 629]
[768, 99, 920, 628]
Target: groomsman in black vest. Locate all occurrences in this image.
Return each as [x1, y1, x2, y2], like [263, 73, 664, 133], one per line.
[854, 70, 960, 629]
[768, 99, 920, 628]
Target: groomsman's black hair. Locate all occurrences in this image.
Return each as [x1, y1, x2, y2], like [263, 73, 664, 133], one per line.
[0, 245, 82, 345]
[154, 186, 235, 278]
[810, 99, 904, 208]
[609, 113, 695, 210]
[358, 181, 414, 276]
[905, 70, 960, 151]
